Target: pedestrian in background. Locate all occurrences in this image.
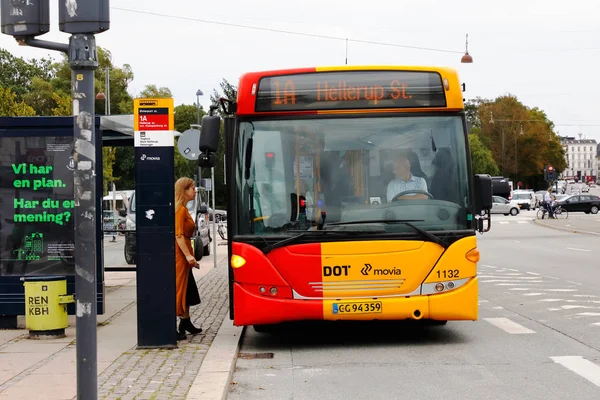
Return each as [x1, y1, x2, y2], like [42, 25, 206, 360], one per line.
[174, 177, 203, 340]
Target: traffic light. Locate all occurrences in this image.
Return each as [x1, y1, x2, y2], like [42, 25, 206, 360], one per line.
[265, 152, 275, 169]
[544, 165, 555, 181]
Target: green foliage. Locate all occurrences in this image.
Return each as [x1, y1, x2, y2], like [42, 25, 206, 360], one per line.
[469, 94, 565, 181]
[468, 132, 499, 175]
[139, 85, 172, 99]
[0, 86, 36, 116]
[0, 48, 53, 99]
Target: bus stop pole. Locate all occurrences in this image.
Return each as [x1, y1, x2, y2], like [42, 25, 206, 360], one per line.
[212, 168, 217, 268]
[69, 34, 99, 399]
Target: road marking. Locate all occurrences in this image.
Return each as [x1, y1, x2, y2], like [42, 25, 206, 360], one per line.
[566, 247, 591, 252]
[575, 312, 600, 317]
[546, 289, 578, 292]
[484, 318, 535, 334]
[478, 299, 489, 303]
[498, 221, 509, 224]
[562, 305, 592, 310]
[517, 221, 529, 224]
[493, 306, 504, 310]
[567, 280, 582, 286]
[509, 288, 530, 291]
[495, 282, 543, 286]
[526, 272, 541, 276]
[592, 323, 600, 326]
[574, 294, 598, 298]
[506, 268, 519, 272]
[523, 293, 544, 296]
[481, 265, 498, 269]
[551, 356, 600, 388]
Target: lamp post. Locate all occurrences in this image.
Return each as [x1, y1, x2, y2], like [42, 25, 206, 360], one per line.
[461, 34, 473, 63]
[515, 125, 524, 185]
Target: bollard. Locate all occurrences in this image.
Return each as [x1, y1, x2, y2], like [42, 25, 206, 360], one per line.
[22, 276, 74, 339]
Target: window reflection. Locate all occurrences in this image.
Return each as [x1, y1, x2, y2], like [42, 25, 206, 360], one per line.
[235, 116, 470, 236]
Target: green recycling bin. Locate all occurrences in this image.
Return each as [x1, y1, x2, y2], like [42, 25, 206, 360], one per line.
[22, 276, 74, 338]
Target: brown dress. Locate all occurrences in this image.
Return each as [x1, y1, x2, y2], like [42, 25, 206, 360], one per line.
[175, 205, 196, 317]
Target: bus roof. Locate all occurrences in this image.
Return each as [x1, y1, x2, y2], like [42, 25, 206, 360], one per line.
[236, 65, 464, 116]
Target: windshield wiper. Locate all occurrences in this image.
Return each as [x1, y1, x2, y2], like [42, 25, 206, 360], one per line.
[325, 219, 449, 248]
[262, 230, 372, 254]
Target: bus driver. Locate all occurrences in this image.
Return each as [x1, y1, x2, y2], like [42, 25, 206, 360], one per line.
[386, 155, 429, 201]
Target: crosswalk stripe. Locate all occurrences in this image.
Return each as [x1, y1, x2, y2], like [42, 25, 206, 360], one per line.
[551, 356, 600, 388]
[484, 317, 535, 334]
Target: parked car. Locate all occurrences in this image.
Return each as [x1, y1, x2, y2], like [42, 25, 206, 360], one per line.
[511, 190, 536, 210]
[555, 194, 600, 215]
[490, 195, 520, 216]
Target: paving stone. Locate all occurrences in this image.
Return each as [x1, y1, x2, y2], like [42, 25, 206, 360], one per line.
[97, 263, 229, 399]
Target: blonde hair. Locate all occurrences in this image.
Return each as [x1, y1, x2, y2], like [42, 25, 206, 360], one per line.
[175, 177, 194, 210]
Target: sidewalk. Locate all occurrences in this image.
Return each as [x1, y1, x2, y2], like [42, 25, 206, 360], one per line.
[0, 241, 242, 400]
[534, 215, 600, 236]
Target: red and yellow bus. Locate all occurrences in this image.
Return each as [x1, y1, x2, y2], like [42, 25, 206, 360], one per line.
[201, 66, 492, 330]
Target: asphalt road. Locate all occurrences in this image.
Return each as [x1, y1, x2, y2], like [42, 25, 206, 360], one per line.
[228, 213, 600, 400]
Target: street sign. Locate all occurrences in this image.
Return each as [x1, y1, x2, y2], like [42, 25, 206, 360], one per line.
[177, 129, 201, 160]
[134, 98, 174, 148]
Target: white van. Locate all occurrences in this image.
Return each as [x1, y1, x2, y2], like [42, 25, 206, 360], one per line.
[511, 190, 536, 210]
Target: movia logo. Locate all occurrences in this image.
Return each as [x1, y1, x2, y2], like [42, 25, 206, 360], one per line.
[140, 154, 161, 161]
[332, 303, 339, 314]
[139, 100, 158, 106]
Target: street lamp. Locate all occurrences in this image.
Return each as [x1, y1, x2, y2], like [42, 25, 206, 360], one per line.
[461, 34, 473, 63]
[196, 89, 204, 125]
[516, 125, 524, 186]
[489, 111, 505, 176]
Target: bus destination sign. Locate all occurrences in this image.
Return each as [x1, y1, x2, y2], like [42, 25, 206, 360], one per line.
[255, 70, 447, 112]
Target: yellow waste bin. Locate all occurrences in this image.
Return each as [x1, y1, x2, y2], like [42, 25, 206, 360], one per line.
[22, 276, 74, 338]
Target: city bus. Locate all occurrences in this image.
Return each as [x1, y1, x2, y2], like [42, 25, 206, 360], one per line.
[200, 66, 493, 330]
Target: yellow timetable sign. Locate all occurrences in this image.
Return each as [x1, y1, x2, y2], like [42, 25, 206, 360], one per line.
[134, 98, 175, 147]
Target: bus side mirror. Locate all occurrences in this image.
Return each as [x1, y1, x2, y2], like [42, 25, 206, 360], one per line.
[199, 115, 220, 153]
[199, 204, 208, 214]
[198, 115, 221, 168]
[473, 174, 492, 215]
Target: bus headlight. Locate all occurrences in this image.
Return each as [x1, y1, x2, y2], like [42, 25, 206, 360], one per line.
[231, 255, 246, 268]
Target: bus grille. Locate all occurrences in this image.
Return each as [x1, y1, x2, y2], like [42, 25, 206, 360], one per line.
[308, 279, 405, 293]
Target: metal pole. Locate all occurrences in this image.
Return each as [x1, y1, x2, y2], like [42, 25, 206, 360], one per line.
[69, 34, 99, 399]
[501, 127, 505, 177]
[212, 167, 217, 268]
[106, 66, 110, 115]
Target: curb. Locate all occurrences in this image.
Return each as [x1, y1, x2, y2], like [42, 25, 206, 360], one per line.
[533, 219, 600, 236]
[187, 316, 245, 400]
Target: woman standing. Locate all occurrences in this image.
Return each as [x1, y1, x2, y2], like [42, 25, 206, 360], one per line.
[174, 177, 203, 340]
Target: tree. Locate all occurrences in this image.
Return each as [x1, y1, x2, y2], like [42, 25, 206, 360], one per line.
[0, 48, 53, 100]
[139, 84, 172, 99]
[469, 131, 499, 175]
[468, 94, 565, 184]
[0, 86, 36, 116]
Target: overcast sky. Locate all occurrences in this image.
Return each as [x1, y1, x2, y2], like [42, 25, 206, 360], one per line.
[2, 0, 600, 143]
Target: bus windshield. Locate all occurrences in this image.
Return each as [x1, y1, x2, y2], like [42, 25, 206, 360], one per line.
[234, 115, 471, 236]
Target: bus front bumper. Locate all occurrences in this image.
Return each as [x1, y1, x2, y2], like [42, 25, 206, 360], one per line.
[232, 277, 478, 326]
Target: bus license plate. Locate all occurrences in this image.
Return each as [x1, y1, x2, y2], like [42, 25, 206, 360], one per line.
[332, 301, 382, 315]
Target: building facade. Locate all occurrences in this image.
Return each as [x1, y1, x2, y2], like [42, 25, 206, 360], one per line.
[560, 136, 598, 183]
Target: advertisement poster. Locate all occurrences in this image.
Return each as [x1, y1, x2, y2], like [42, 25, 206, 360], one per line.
[0, 136, 75, 277]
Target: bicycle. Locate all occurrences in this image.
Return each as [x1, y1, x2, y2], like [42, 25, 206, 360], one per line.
[536, 205, 568, 220]
[217, 219, 227, 240]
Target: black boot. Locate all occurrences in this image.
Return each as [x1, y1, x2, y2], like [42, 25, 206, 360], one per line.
[176, 330, 187, 341]
[179, 318, 203, 335]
